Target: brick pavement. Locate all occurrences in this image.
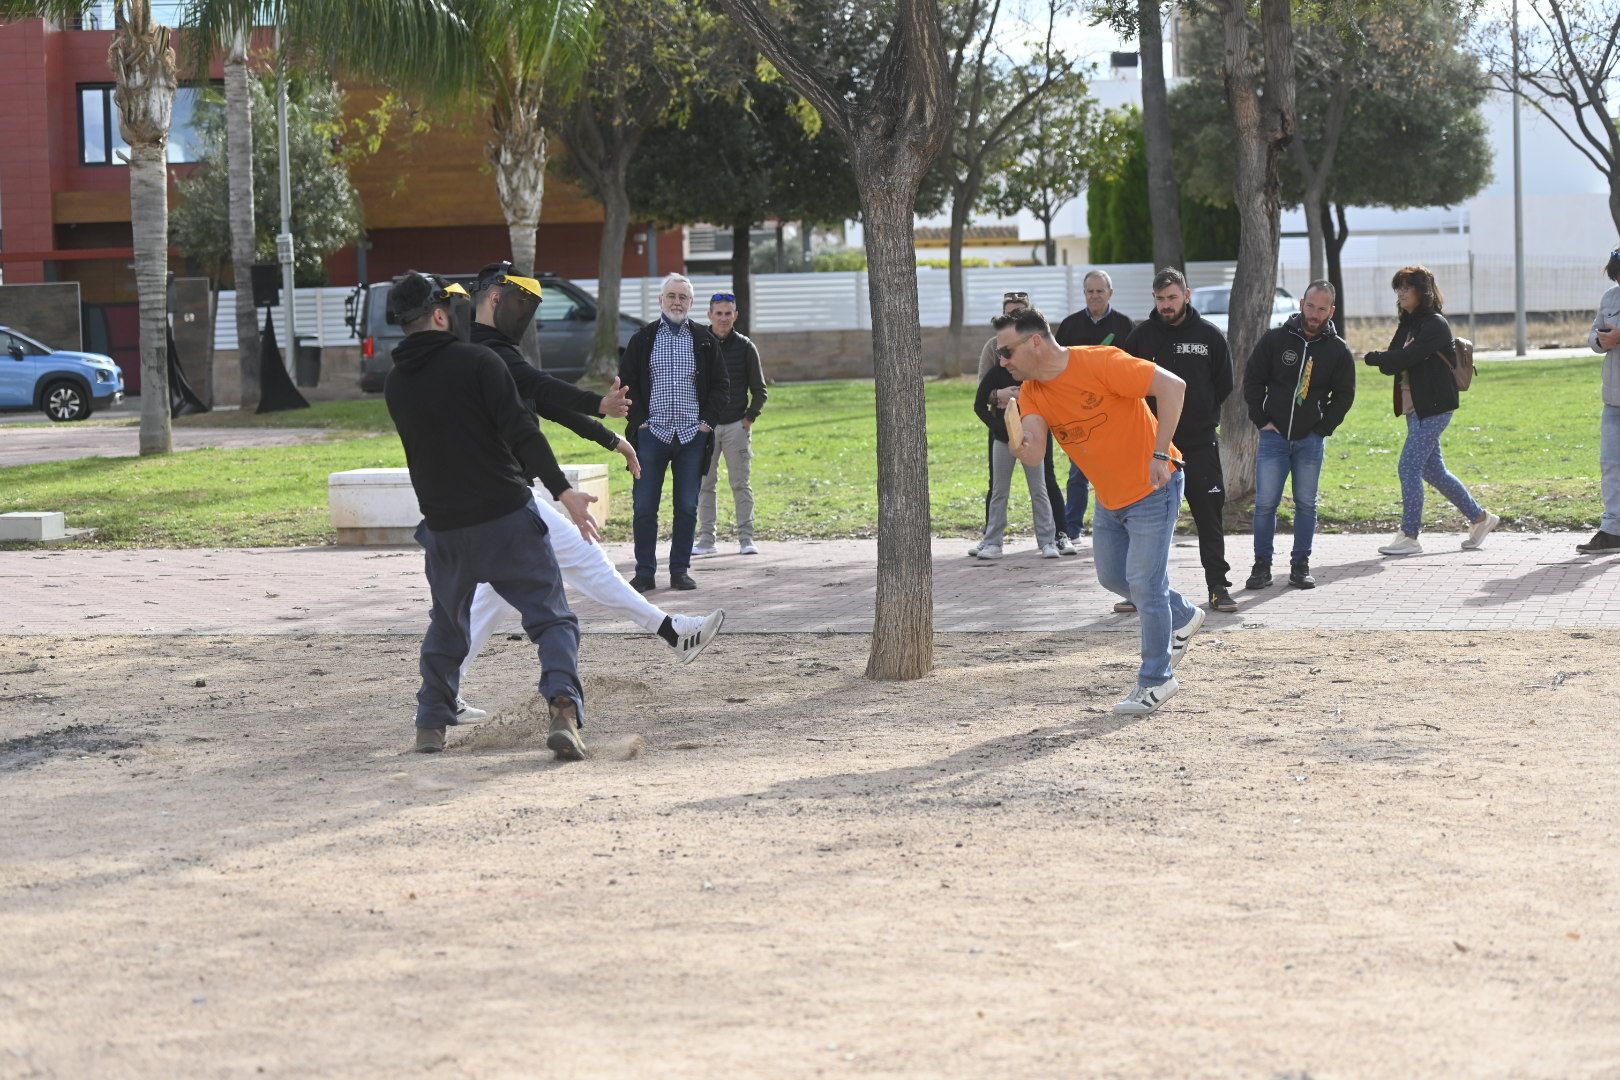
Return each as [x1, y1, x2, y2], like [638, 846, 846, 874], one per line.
[3, 531, 1616, 636]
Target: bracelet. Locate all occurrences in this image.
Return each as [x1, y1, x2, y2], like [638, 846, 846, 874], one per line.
[1152, 451, 1171, 461]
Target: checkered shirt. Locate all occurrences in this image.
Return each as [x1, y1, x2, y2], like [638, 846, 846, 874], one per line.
[647, 315, 703, 445]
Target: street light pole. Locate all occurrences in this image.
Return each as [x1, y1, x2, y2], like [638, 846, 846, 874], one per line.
[275, 24, 296, 361]
[1512, 0, 1528, 357]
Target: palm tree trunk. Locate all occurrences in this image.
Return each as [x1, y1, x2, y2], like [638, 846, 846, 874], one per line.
[490, 91, 546, 277]
[1139, 0, 1183, 273]
[225, 26, 260, 411]
[587, 170, 631, 382]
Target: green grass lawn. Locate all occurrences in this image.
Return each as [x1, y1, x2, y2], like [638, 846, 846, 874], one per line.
[0, 356, 1609, 548]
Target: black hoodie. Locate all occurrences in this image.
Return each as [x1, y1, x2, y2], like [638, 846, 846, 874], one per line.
[384, 330, 570, 530]
[470, 322, 621, 453]
[1122, 305, 1233, 445]
[1243, 313, 1357, 439]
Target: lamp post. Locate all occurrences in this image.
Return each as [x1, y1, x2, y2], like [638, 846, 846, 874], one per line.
[1512, 0, 1527, 357]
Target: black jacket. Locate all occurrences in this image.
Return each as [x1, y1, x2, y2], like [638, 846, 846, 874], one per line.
[974, 364, 1018, 442]
[712, 329, 768, 425]
[1056, 307, 1134, 348]
[618, 317, 730, 436]
[1243, 314, 1357, 439]
[1363, 311, 1459, 419]
[384, 331, 569, 530]
[470, 322, 621, 453]
[1123, 306, 1233, 446]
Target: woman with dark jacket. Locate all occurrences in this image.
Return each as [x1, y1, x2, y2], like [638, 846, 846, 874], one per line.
[1362, 265, 1498, 556]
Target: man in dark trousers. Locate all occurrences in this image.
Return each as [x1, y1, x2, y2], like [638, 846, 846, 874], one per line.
[383, 271, 598, 760]
[1123, 266, 1237, 612]
[1055, 269, 1136, 548]
[618, 273, 729, 592]
[1242, 280, 1356, 591]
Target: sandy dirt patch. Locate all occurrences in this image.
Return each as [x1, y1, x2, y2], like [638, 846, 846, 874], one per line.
[1, 630, 1616, 1078]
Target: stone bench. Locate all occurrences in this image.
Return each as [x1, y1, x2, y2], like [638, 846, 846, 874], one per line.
[328, 465, 611, 546]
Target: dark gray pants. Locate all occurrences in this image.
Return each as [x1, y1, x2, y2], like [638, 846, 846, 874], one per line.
[414, 502, 583, 730]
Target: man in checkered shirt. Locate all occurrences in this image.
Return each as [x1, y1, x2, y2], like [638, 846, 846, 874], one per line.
[618, 273, 730, 592]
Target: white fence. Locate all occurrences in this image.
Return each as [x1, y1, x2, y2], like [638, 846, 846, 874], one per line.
[212, 287, 357, 352]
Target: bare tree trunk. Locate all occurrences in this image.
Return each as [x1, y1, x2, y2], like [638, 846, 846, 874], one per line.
[224, 26, 260, 412]
[1044, 215, 1055, 265]
[587, 171, 631, 382]
[129, 141, 173, 454]
[944, 189, 970, 376]
[1214, 0, 1295, 503]
[860, 178, 936, 681]
[732, 219, 753, 336]
[1139, 0, 1183, 272]
[1323, 200, 1348, 322]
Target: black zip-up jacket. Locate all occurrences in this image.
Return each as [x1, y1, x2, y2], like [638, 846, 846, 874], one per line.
[1363, 310, 1459, 418]
[470, 322, 621, 453]
[618, 317, 730, 437]
[1056, 307, 1134, 348]
[712, 329, 768, 425]
[1243, 313, 1357, 440]
[973, 363, 1019, 442]
[385, 330, 569, 530]
[1123, 305, 1233, 445]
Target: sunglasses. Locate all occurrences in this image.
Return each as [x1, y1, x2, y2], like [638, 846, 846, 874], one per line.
[710, 293, 736, 303]
[1003, 291, 1030, 301]
[995, 333, 1035, 360]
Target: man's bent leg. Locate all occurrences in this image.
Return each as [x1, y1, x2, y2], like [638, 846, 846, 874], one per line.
[1121, 471, 1190, 687]
[460, 582, 521, 687]
[1091, 498, 1129, 597]
[534, 493, 667, 633]
[485, 505, 585, 728]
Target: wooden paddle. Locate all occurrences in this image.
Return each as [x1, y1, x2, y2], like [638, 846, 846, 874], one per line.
[1004, 395, 1024, 454]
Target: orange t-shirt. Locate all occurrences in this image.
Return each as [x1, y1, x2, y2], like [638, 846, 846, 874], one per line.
[1019, 346, 1178, 511]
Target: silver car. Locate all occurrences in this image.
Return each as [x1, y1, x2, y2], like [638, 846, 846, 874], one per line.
[1189, 285, 1300, 337]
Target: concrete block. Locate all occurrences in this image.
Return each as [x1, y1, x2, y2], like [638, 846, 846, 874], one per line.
[328, 465, 612, 546]
[0, 511, 66, 541]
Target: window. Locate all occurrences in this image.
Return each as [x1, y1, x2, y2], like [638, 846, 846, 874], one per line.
[3, 331, 48, 356]
[78, 84, 210, 166]
[536, 288, 583, 323]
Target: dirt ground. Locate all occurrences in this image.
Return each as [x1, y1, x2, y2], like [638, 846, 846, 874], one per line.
[1, 629, 1617, 1079]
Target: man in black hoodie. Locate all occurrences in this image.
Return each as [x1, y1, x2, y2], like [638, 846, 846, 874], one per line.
[452, 265, 728, 721]
[1123, 266, 1236, 611]
[383, 271, 597, 760]
[1242, 280, 1356, 590]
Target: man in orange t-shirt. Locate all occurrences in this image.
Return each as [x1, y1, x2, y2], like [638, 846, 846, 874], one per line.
[994, 307, 1206, 716]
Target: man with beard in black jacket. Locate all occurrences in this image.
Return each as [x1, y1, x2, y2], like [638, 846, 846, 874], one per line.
[1242, 280, 1356, 591]
[383, 271, 598, 761]
[1123, 266, 1237, 612]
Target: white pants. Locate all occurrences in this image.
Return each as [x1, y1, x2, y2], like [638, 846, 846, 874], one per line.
[460, 493, 667, 684]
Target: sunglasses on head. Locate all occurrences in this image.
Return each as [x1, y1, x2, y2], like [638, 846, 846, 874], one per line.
[1003, 291, 1030, 302]
[711, 293, 736, 303]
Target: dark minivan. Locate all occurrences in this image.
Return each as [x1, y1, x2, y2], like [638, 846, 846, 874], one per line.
[348, 274, 642, 392]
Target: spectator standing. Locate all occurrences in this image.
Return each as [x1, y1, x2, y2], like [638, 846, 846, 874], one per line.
[619, 273, 730, 591]
[1123, 267, 1237, 612]
[1241, 280, 1356, 590]
[1054, 270, 1135, 544]
[1579, 248, 1620, 553]
[694, 291, 768, 556]
[1363, 265, 1498, 556]
[972, 341, 1060, 559]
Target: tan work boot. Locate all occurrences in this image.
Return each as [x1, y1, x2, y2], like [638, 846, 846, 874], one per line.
[414, 726, 446, 753]
[545, 696, 588, 761]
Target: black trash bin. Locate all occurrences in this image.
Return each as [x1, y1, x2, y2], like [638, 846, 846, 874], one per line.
[295, 340, 322, 387]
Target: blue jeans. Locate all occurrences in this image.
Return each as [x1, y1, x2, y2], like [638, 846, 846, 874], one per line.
[1399, 411, 1483, 537]
[1065, 460, 1090, 539]
[1252, 429, 1326, 565]
[633, 427, 707, 579]
[1092, 470, 1197, 688]
[1601, 404, 1620, 534]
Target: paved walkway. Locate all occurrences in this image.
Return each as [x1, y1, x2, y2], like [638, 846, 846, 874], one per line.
[3, 532, 1616, 636]
[0, 425, 333, 466]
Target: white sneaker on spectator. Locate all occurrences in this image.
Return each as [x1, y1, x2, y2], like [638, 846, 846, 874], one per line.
[966, 542, 982, 558]
[1377, 533, 1422, 556]
[975, 545, 1003, 560]
[454, 697, 487, 723]
[691, 542, 718, 557]
[1056, 535, 1081, 556]
[739, 541, 759, 555]
[1112, 677, 1180, 716]
[1462, 511, 1499, 550]
[670, 610, 725, 665]
[1040, 543, 1061, 559]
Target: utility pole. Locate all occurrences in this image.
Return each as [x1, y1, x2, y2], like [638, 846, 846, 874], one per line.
[1512, 0, 1527, 357]
[275, 25, 297, 363]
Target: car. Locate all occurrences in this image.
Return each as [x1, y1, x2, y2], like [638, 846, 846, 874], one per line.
[0, 325, 125, 421]
[347, 274, 644, 392]
[1189, 285, 1300, 336]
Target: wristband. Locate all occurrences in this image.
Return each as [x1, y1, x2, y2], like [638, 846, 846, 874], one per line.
[1152, 451, 1171, 461]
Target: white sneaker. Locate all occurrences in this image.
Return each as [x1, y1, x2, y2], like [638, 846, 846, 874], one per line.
[1378, 533, 1422, 556]
[670, 610, 725, 665]
[1040, 543, 1061, 559]
[1112, 677, 1180, 716]
[1462, 511, 1499, 550]
[739, 541, 759, 555]
[1056, 535, 1081, 556]
[1170, 606, 1206, 669]
[974, 545, 1003, 560]
[454, 697, 488, 723]
[966, 542, 982, 558]
[691, 542, 718, 557]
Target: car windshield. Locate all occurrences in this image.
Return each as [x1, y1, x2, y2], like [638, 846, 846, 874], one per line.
[1193, 289, 1230, 315]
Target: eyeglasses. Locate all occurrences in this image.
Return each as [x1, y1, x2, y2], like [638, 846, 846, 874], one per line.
[710, 293, 736, 303]
[995, 334, 1035, 360]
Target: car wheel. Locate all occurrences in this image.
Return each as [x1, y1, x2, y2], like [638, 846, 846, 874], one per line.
[43, 381, 90, 422]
